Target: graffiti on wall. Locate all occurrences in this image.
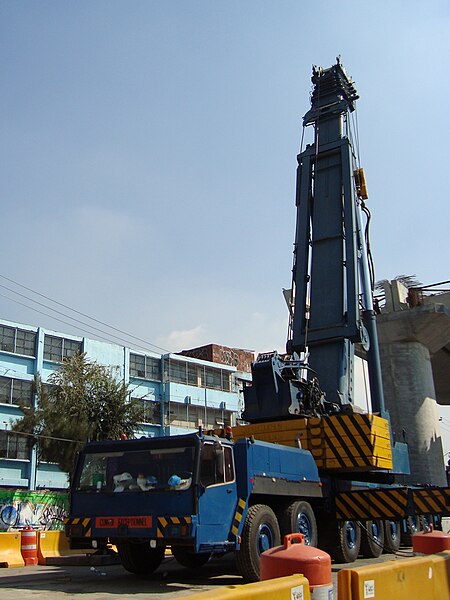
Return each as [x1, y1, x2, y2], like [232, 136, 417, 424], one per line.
[0, 490, 69, 531]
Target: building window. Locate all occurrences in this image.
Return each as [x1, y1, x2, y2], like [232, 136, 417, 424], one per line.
[165, 359, 231, 392]
[168, 360, 188, 384]
[43, 335, 82, 362]
[137, 399, 162, 425]
[0, 376, 33, 407]
[221, 371, 231, 392]
[0, 325, 36, 357]
[130, 354, 161, 381]
[187, 364, 199, 386]
[167, 402, 232, 430]
[205, 367, 222, 390]
[0, 430, 29, 460]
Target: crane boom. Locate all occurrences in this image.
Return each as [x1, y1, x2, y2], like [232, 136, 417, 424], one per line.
[243, 58, 385, 422]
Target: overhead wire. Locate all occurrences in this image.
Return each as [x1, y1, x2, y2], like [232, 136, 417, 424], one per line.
[0, 273, 170, 354]
[3, 428, 83, 445]
[0, 289, 158, 354]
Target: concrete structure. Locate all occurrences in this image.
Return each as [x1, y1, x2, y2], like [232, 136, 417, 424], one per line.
[180, 344, 254, 374]
[0, 318, 248, 491]
[377, 281, 450, 486]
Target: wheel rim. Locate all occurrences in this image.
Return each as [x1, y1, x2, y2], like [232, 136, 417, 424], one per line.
[371, 520, 382, 543]
[257, 522, 274, 554]
[388, 520, 398, 541]
[422, 515, 432, 532]
[296, 512, 313, 545]
[345, 521, 357, 549]
[408, 516, 419, 533]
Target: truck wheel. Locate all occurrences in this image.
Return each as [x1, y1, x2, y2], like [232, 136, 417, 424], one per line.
[117, 540, 165, 575]
[401, 515, 420, 546]
[279, 500, 318, 547]
[332, 520, 361, 563]
[384, 520, 401, 553]
[235, 504, 281, 582]
[360, 519, 384, 558]
[420, 514, 433, 532]
[171, 547, 211, 568]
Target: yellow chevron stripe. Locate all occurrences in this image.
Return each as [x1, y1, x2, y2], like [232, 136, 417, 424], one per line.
[156, 516, 192, 538]
[414, 498, 437, 514]
[336, 494, 368, 518]
[413, 490, 446, 514]
[369, 494, 396, 519]
[230, 499, 246, 537]
[336, 489, 409, 519]
[342, 418, 371, 447]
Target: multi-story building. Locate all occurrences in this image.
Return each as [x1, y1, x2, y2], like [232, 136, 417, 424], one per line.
[0, 318, 251, 491]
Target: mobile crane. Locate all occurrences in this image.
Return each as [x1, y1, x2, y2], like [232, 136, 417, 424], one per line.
[65, 60, 450, 582]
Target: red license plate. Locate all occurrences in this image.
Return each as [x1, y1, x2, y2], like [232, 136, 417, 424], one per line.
[95, 516, 152, 528]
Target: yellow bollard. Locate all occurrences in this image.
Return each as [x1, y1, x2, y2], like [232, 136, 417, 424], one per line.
[181, 574, 311, 599]
[37, 530, 94, 565]
[0, 532, 25, 568]
[337, 552, 450, 600]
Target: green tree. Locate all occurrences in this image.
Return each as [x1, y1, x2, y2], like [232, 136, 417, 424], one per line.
[13, 353, 145, 476]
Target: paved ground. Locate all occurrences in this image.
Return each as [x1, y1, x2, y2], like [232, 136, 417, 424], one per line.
[0, 551, 415, 600]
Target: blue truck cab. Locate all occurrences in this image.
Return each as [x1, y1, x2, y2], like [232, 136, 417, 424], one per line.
[66, 430, 322, 580]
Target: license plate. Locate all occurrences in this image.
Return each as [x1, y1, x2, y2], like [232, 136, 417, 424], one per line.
[95, 516, 152, 528]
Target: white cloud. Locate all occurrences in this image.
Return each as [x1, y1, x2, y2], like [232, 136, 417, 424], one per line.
[161, 325, 208, 352]
[74, 205, 142, 240]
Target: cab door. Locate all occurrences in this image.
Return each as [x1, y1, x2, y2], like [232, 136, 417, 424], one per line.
[197, 442, 237, 547]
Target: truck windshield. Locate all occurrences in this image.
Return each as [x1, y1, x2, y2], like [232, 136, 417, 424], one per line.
[75, 446, 195, 493]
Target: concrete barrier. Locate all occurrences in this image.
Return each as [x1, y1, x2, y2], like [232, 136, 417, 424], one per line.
[180, 574, 311, 599]
[338, 551, 450, 600]
[37, 530, 94, 565]
[0, 532, 25, 568]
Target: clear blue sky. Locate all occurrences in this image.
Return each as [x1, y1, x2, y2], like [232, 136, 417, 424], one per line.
[1, 1, 448, 359]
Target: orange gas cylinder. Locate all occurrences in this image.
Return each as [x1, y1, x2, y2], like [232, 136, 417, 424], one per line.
[412, 525, 450, 554]
[20, 525, 38, 565]
[260, 533, 332, 599]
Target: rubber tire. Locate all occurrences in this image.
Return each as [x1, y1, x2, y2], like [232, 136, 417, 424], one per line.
[333, 520, 361, 563]
[384, 520, 401, 553]
[432, 514, 442, 531]
[360, 519, 384, 558]
[420, 514, 433, 532]
[278, 500, 318, 547]
[117, 540, 165, 575]
[171, 547, 211, 569]
[235, 504, 281, 582]
[401, 515, 420, 546]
